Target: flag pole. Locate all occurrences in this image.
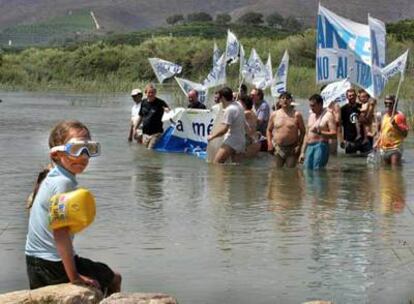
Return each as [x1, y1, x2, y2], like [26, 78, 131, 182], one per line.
[391, 72, 404, 117]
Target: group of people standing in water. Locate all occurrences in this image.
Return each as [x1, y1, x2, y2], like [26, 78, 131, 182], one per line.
[129, 83, 409, 168]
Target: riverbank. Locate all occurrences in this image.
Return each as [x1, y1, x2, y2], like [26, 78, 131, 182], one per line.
[1, 30, 413, 100]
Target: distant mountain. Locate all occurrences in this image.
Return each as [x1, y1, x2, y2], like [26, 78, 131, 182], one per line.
[0, 0, 412, 32]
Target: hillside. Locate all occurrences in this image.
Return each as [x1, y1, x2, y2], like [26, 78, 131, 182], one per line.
[0, 0, 413, 33]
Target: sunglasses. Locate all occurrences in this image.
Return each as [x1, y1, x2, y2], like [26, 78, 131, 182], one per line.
[384, 102, 394, 106]
[50, 141, 101, 157]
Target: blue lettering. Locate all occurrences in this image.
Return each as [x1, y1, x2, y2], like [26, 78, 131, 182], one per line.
[336, 56, 348, 78]
[325, 20, 347, 49]
[355, 60, 372, 88]
[371, 30, 380, 66]
[317, 56, 329, 80]
[317, 15, 325, 48]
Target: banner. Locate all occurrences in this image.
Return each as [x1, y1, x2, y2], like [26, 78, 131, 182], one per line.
[154, 108, 217, 154]
[316, 5, 374, 96]
[244, 48, 267, 88]
[264, 53, 273, 88]
[225, 30, 240, 64]
[148, 58, 182, 83]
[175, 77, 208, 104]
[320, 78, 352, 108]
[213, 42, 222, 66]
[381, 49, 409, 82]
[369, 15, 387, 97]
[271, 50, 289, 97]
[203, 54, 226, 88]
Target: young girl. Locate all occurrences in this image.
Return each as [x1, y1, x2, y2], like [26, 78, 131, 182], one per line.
[25, 120, 121, 295]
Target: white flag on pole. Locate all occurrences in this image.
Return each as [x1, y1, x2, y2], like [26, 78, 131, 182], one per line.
[320, 78, 352, 108]
[175, 77, 208, 103]
[381, 49, 409, 82]
[264, 53, 273, 88]
[225, 30, 240, 65]
[271, 50, 289, 97]
[213, 42, 222, 66]
[203, 54, 227, 88]
[148, 58, 182, 83]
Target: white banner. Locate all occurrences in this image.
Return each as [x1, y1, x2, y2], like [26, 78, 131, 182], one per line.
[148, 58, 182, 83]
[381, 49, 409, 82]
[244, 48, 267, 88]
[175, 77, 208, 104]
[271, 50, 289, 97]
[213, 42, 222, 66]
[369, 15, 387, 97]
[155, 108, 217, 153]
[316, 5, 374, 96]
[264, 53, 273, 88]
[320, 78, 352, 108]
[225, 30, 240, 65]
[203, 54, 226, 88]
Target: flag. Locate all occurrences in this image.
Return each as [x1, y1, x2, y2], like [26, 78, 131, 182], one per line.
[316, 5, 374, 95]
[320, 78, 352, 108]
[243, 48, 266, 87]
[225, 30, 240, 65]
[148, 58, 182, 83]
[175, 77, 208, 104]
[381, 49, 409, 82]
[239, 44, 246, 81]
[271, 50, 289, 97]
[369, 15, 387, 97]
[265, 53, 273, 88]
[213, 42, 221, 66]
[203, 54, 226, 88]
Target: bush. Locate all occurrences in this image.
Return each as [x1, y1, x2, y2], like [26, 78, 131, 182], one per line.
[266, 12, 284, 28]
[166, 15, 184, 25]
[237, 12, 264, 25]
[216, 14, 231, 25]
[187, 12, 213, 23]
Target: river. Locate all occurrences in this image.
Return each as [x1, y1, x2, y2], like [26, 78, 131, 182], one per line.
[1, 91, 414, 303]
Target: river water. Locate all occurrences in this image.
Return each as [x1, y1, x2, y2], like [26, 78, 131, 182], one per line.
[1, 91, 414, 303]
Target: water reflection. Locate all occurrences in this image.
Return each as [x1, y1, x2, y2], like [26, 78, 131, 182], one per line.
[378, 168, 406, 215]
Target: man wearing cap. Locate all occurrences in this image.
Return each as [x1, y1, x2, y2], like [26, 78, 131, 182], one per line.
[374, 95, 409, 166]
[128, 88, 143, 143]
[187, 89, 206, 109]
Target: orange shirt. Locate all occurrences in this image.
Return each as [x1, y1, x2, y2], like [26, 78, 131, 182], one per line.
[379, 112, 408, 150]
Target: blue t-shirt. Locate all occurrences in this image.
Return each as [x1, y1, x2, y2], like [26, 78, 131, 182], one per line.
[25, 165, 77, 261]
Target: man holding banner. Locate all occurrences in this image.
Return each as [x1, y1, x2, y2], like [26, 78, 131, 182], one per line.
[374, 95, 409, 166]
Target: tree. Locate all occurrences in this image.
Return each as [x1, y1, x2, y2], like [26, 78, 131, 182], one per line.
[216, 13, 231, 25]
[187, 12, 213, 23]
[166, 14, 184, 25]
[237, 12, 264, 25]
[266, 12, 284, 28]
[282, 16, 303, 32]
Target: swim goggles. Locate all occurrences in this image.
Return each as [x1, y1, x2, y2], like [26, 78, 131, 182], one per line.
[50, 140, 101, 157]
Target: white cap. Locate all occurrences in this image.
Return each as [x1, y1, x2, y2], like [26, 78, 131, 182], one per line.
[131, 89, 142, 96]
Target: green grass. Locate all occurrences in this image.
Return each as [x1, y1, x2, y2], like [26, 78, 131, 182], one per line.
[0, 10, 96, 47]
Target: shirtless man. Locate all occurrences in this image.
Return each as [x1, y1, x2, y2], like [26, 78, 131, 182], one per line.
[267, 92, 305, 168]
[300, 94, 337, 170]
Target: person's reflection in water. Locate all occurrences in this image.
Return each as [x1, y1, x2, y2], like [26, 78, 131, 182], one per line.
[304, 170, 339, 209]
[378, 168, 406, 215]
[132, 165, 164, 209]
[267, 169, 305, 212]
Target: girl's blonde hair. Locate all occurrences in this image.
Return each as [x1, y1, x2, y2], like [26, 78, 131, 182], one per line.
[26, 120, 91, 209]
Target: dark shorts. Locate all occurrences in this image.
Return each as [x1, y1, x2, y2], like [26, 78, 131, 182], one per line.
[26, 255, 115, 292]
[344, 137, 373, 154]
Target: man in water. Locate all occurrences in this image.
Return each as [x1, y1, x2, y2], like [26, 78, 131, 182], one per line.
[300, 94, 337, 170]
[135, 83, 170, 149]
[187, 89, 206, 109]
[267, 92, 306, 168]
[340, 88, 372, 154]
[250, 88, 270, 137]
[128, 88, 143, 143]
[207, 87, 245, 164]
[374, 95, 409, 166]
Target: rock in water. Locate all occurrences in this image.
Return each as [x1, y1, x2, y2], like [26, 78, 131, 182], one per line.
[100, 292, 178, 304]
[0, 283, 102, 304]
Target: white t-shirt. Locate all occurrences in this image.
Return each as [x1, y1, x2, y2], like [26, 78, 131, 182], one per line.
[131, 103, 141, 118]
[222, 102, 246, 153]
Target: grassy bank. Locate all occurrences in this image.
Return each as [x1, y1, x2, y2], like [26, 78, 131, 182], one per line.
[0, 30, 413, 100]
